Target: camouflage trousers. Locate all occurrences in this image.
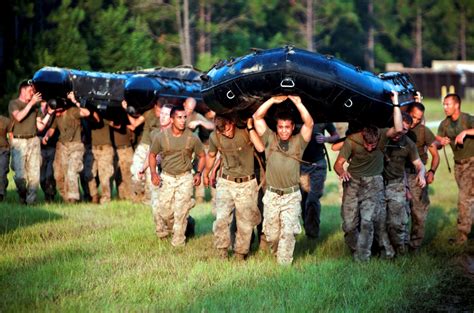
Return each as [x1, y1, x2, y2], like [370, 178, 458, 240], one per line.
[342, 175, 393, 262]
[385, 178, 409, 251]
[213, 178, 261, 255]
[263, 188, 302, 265]
[40, 146, 56, 199]
[10, 137, 41, 204]
[454, 156, 474, 236]
[130, 143, 159, 205]
[88, 144, 114, 204]
[115, 146, 134, 200]
[300, 159, 327, 238]
[54, 141, 84, 201]
[0, 148, 10, 197]
[407, 173, 430, 249]
[155, 172, 195, 247]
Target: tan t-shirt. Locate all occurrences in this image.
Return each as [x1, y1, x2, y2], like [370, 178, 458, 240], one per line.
[8, 99, 39, 137]
[51, 107, 82, 143]
[209, 128, 254, 177]
[0, 115, 11, 148]
[262, 128, 308, 189]
[150, 128, 204, 175]
[140, 108, 160, 145]
[339, 129, 388, 179]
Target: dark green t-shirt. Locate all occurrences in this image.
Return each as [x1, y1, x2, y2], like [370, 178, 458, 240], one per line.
[141, 108, 160, 146]
[383, 135, 419, 180]
[51, 107, 82, 143]
[407, 123, 435, 165]
[209, 128, 254, 177]
[339, 129, 388, 179]
[8, 99, 39, 136]
[437, 112, 474, 161]
[150, 128, 204, 175]
[0, 115, 11, 148]
[262, 128, 308, 189]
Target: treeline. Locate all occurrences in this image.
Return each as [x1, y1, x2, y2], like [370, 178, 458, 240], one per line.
[1, 0, 473, 106]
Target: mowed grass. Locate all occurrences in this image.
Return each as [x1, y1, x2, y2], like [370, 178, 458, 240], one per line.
[1, 99, 474, 311]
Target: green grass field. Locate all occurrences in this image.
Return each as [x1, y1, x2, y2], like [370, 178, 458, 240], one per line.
[1, 99, 473, 311]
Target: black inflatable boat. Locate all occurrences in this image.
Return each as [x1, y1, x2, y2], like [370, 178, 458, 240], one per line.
[201, 46, 417, 127]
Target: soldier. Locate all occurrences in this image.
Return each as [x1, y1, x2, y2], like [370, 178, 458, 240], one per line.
[300, 123, 339, 239]
[334, 91, 403, 262]
[406, 98, 440, 251]
[123, 100, 161, 204]
[383, 112, 426, 255]
[253, 95, 314, 265]
[184, 97, 215, 204]
[44, 92, 90, 203]
[0, 112, 11, 201]
[149, 104, 205, 247]
[436, 93, 474, 245]
[38, 100, 58, 202]
[203, 115, 264, 260]
[9, 80, 52, 204]
[111, 118, 134, 200]
[87, 112, 115, 204]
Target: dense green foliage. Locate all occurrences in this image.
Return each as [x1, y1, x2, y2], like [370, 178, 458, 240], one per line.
[1, 0, 474, 106]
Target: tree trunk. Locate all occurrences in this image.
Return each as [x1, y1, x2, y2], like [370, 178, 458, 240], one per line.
[306, 0, 314, 51]
[206, 2, 212, 53]
[176, 0, 192, 65]
[198, 0, 206, 55]
[459, 7, 466, 60]
[183, 0, 192, 64]
[364, 0, 374, 71]
[411, 6, 423, 68]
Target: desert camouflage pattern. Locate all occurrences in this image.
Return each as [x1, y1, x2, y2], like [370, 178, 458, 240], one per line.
[10, 137, 41, 203]
[116, 146, 134, 200]
[0, 148, 10, 196]
[155, 172, 195, 247]
[454, 156, 474, 237]
[407, 173, 430, 249]
[262, 189, 302, 265]
[88, 144, 114, 203]
[213, 178, 261, 255]
[130, 143, 152, 203]
[54, 141, 84, 201]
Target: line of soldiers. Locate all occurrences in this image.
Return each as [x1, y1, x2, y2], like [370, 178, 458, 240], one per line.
[2, 79, 473, 265]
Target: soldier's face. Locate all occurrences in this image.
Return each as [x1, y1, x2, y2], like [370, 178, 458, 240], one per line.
[160, 107, 171, 128]
[443, 97, 458, 117]
[21, 86, 34, 102]
[363, 141, 378, 152]
[171, 110, 187, 131]
[409, 107, 424, 128]
[392, 121, 410, 141]
[276, 119, 294, 141]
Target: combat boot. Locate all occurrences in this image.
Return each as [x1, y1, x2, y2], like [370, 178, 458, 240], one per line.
[217, 248, 228, 259]
[234, 253, 246, 261]
[91, 195, 100, 204]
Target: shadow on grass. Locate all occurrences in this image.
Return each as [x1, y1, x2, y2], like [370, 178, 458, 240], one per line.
[193, 212, 214, 237]
[0, 197, 63, 235]
[422, 205, 455, 245]
[294, 204, 341, 259]
[0, 247, 96, 310]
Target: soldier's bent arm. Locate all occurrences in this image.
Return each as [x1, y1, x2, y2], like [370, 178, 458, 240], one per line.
[334, 154, 351, 182]
[385, 91, 403, 138]
[411, 158, 426, 188]
[455, 128, 474, 145]
[288, 95, 313, 142]
[12, 92, 41, 123]
[426, 144, 440, 183]
[36, 112, 53, 132]
[149, 152, 160, 186]
[253, 95, 288, 136]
